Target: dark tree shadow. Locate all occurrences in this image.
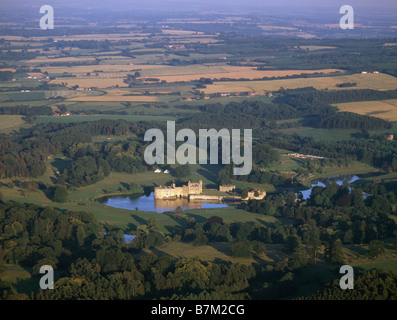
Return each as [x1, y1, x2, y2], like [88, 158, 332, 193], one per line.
[125, 222, 137, 233]
[51, 158, 72, 171]
[256, 218, 275, 228]
[143, 186, 154, 196]
[185, 213, 208, 223]
[14, 276, 41, 295]
[207, 241, 232, 256]
[120, 182, 130, 190]
[163, 212, 187, 228]
[130, 214, 147, 225]
[165, 225, 184, 235]
[213, 257, 230, 265]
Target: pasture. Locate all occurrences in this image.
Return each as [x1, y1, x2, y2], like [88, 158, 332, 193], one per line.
[139, 241, 272, 265]
[0, 115, 27, 133]
[50, 77, 128, 89]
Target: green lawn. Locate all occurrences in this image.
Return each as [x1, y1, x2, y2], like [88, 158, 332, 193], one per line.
[0, 264, 31, 283]
[356, 260, 397, 273]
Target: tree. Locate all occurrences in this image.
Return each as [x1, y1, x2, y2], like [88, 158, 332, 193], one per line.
[286, 193, 296, 206]
[282, 235, 301, 254]
[193, 234, 208, 246]
[251, 241, 266, 256]
[174, 164, 191, 178]
[392, 158, 397, 172]
[129, 183, 144, 194]
[324, 239, 345, 264]
[0, 259, 6, 275]
[53, 186, 68, 203]
[148, 218, 159, 230]
[367, 240, 385, 259]
[174, 206, 183, 218]
[76, 225, 87, 247]
[231, 240, 251, 258]
[236, 224, 253, 241]
[207, 216, 223, 225]
[173, 258, 211, 290]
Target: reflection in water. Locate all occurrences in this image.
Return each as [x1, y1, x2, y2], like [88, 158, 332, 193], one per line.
[98, 192, 234, 213]
[300, 175, 360, 200]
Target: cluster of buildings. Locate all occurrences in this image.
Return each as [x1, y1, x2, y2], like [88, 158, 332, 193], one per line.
[27, 73, 49, 80]
[285, 153, 326, 160]
[154, 181, 203, 200]
[154, 181, 266, 202]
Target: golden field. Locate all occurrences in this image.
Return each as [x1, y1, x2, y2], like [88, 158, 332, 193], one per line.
[202, 73, 397, 94]
[333, 99, 397, 122]
[141, 66, 344, 83]
[43, 64, 164, 75]
[67, 93, 158, 102]
[0, 68, 16, 72]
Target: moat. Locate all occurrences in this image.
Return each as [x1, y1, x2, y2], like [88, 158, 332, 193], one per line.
[98, 192, 236, 213]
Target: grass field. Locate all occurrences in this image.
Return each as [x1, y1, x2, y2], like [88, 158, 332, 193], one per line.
[50, 78, 129, 88]
[0, 115, 27, 133]
[356, 260, 397, 273]
[0, 91, 45, 102]
[25, 56, 96, 64]
[138, 241, 276, 265]
[202, 73, 397, 94]
[0, 264, 31, 283]
[332, 99, 397, 122]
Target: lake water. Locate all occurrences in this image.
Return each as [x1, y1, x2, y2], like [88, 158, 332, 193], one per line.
[98, 192, 234, 213]
[99, 175, 366, 212]
[300, 175, 361, 200]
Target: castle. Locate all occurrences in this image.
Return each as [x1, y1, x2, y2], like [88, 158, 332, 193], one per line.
[154, 181, 203, 199]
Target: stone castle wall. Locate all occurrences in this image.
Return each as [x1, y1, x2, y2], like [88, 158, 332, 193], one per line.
[219, 184, 236, 192]
[154, 180, 203, 199]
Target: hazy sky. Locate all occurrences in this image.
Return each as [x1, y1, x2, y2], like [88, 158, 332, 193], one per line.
[5, 0, 397, 9]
